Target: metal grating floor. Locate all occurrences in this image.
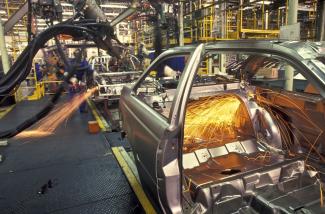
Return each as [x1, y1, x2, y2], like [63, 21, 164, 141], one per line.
[0, 97, 140, 214]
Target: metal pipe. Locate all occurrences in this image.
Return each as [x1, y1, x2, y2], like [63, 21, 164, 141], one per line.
[190, 2, 193, 40]
[288, 0, 298, 25]
[220, 2, 226, 72]
[265, 10, 269, 30]
[3, 1, 28, 34]
[285, 0, 298, 91]
[316, 0, 325, 41]
[179, 0, 184, 46]
[5, 0, 10, 16]
[286, 0, 288, 25]
[238, 0, 243, 34]
[262, 0, 265, 29]
[0, 16, 10, 74]
[277, 8, 280, 28]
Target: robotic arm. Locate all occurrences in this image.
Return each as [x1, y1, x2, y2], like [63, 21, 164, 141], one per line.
[69, 0, 140, 58]
[0, 0, 173, 139]
[0, 0, 139, 139]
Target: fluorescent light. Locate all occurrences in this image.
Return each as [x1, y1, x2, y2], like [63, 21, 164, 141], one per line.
[298, 5, 314, 12]
[0, 10, 6, 14]
[105, 12, 120, 16]
[62, 11, 74, 15]
[256, 1, 272, 5]
[61, 3, 73, 7]
[243, 6, 253, 10]
[100, 4, 127, 9]
[37, 23, 47, 26]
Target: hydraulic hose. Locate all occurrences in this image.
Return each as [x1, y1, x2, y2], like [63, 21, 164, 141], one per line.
[0, 23, 105, 95]
[0, 20, 111, 139]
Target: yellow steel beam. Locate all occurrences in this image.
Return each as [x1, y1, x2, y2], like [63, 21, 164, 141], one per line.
[184, 37, 192, 44]
[0, 105, 15, 119]
[5, 0, 10, 16]
[112, 146, 157, 214]
[241, 29, 280, 34]
[87, 99, 110, 131]
[114, 146, 140, 182]
[198, 37, 236, 41]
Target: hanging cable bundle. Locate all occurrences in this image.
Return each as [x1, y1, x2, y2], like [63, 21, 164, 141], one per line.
[0, 19, 118, 139]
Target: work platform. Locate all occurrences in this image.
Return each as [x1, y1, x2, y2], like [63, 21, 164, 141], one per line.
[0, 97, 141, 214]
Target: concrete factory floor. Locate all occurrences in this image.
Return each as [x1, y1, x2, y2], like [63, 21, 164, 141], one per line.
[0, 97, 140, 214]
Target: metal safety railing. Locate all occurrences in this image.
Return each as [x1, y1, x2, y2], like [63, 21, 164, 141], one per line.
[15, 78, 66, 101]
[15, 65, 45, 101]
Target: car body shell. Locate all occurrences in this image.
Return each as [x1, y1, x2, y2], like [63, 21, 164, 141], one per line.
[119, 40, 325, 213]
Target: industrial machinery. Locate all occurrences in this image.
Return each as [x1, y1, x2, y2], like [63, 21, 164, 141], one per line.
[90, 55, 142, 100]
[0, 0, 140, 138]
[1, 0, 325, 213]
[119, 40, 325, 213]
[0, 0, 177, 138]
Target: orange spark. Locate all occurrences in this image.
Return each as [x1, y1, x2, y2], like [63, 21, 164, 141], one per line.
[184, 94, 254, 150]
[16, 87, 97, 139]
[16, 130, 53, 139]
[255, 88, 324, 163]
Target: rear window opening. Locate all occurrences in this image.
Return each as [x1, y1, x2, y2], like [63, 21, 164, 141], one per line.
[220, 168, 241, 175]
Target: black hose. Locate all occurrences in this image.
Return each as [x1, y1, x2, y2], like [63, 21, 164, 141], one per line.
[0, 62, 90, 139]
[0, 24, 99, 95]
[0, 20, 111, 139]
[54, 36, 71, 71]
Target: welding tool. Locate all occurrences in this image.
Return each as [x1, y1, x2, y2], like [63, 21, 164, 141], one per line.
[0, 0, 138, 139]
[0, 0, 172, 139]
[70, 0, 140, 58]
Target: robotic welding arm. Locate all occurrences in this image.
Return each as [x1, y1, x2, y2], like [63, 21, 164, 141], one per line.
[0, 0, 139, 139]
[70, 0, 139, 58]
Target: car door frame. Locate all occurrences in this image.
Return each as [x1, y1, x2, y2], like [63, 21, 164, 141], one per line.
[119, 44, 205, 213]
[154, 44, 205, 213]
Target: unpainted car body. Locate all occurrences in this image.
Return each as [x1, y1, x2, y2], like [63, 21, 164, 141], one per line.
[90, 55, 142, 100]
[120, 41, 325, 213]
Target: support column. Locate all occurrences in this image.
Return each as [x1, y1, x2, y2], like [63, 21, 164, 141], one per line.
[179, 0, 184, 46]
[265, 10, 269, 30]
[219, 2, 226, 73]
[284, 0, 298, 91]
[288, 0, 298, 25]
[208, 57, 213, 74]
[0, 16, 10, 74]
[316, 0, 325, 41]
